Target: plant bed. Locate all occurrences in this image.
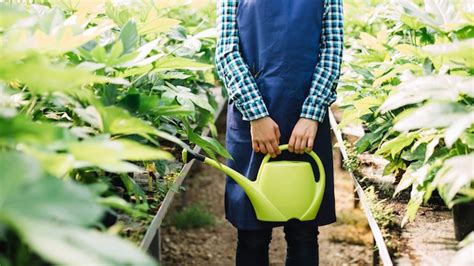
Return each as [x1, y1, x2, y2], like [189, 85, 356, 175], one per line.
[138, 87, 227, 258]
[331, 109, 460, 264]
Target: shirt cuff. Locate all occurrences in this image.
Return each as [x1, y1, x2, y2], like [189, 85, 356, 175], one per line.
[235, 97, 270, 121]
[300, 99, 328, 123]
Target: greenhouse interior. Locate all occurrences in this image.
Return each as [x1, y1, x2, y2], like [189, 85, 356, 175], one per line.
[0, 0, 473, 265]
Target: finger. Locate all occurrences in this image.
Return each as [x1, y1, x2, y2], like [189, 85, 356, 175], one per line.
[258, 141, 268, 154]
[307, 134, 315, 152]
[298, 135, 307, 154]
[294, 136, 302, 154]
[252, 140, 260, 153]
[265, 141, 276, 158]
[288, 133, 296, 153]
[271, 139, 280, 156]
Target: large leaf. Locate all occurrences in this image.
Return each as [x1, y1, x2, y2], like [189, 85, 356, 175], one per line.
[0, 115, 71, 145]
[153, 56, 213, 71]
[422, 39, 474, 68]
[380, 75, 474, 113]
[376, 132, 418, 158]
[394, 164, 430, 196]
[0, 153, 153, 266]
[393, 103, 474, 147]
[68, 138, 173, 173]
[139, 16, 180, 35]
[159, 83, 214, 113]
[0, 56, 128, 95]
[431, 153, 474, 206]
[120, 20, 139, 54]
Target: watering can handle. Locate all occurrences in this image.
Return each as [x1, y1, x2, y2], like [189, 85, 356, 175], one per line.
[259, 144, 325, 180]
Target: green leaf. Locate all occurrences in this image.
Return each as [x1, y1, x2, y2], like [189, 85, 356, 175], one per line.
[394, 164, 429, 197]
[153, 56, 213, 71]
[139, 17, 180, 35]
[99, 106, 158, 138]
[380, 75, 474, 113]
[432, 153, 474, 206]
[160, 83, 214, 113]
[0, 56, 125, 95]
[393, 103, 474, 142]
[376, 133, 417, 158]
[0, 115, 71, 145]
[68, 138, 173, 173]
[22, 147, 75, 177]
[120, 20, 139, 54]
[119, 173, 148, 206]
[401, 143, 426, 161]
[0, 152, 103, 227]
[0, 152, 154, 265]
[16, 219, 156, 266]
[423, 39, 474, 68]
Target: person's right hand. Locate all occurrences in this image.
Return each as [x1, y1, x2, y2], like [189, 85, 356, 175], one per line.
[250, 117, 281, 158]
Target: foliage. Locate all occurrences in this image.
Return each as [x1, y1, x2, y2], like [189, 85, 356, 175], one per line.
[340, 0, 474, 226]
[170, 202, 216, 230]
[364, 186, 399, 252]
[0, 0, 223, 264]
[342, 140, 361, 173]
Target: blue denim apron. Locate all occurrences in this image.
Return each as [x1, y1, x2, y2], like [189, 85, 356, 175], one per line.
[224, 0, 336, 230]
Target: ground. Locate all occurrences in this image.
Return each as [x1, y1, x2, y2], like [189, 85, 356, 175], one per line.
[161, 109, 374, 265]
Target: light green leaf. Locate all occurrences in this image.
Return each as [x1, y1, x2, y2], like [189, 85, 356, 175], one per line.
[153, 56, 213, 71]
[380, 75, 474, 113]
[139, 17, 180, 35]
[120, 20, 139, 54]
[68, 138, 173, 173]
[394, 103, 474, 132]
[0, 152, 103, 227]
[432, 153, 474, 206]
[376, 133, 417, 157]
[444, 114, 474, 148]
[423, 39, 474, 68]
[16, 219, 156, 266]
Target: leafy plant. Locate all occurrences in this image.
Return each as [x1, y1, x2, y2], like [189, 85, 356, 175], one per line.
[339, 0, 474, 226]
[0, 0, 226, 264]
[170, 203, 216, 230]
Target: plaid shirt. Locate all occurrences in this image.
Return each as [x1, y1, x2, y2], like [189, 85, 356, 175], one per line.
[215, 0, 344, 122]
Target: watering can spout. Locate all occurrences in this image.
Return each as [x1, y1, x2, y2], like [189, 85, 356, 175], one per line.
[182, 148, 254, 189]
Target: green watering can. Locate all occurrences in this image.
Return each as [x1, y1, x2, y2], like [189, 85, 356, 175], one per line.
[182, 144, 325, 222]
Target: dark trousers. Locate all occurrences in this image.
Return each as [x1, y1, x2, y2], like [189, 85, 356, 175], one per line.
[235, 222, 319, 266]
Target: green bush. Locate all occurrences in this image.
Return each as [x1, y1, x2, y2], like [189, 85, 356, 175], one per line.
[171, 203, 216, 230]
[0, 0, 225, 264]
[340, 0, 474, 226]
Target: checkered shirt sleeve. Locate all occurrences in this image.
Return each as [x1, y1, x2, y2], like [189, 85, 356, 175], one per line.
[215, 0, 270, 121]
[300, 0, 344, 123]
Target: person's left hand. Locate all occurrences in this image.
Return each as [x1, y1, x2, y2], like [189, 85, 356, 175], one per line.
[288, 118, 319, 154]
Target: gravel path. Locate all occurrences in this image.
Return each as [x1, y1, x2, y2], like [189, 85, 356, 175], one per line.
[161, 109, 373, 265]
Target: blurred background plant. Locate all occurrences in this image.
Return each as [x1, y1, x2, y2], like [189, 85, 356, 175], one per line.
[339, 0, 473, 230]
[0, 0, 224, 265]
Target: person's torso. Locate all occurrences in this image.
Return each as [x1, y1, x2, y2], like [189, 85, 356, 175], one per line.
[236, 0, 325, 125]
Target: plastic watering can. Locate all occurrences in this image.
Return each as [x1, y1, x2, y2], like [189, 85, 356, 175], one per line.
[182, 144, 325, 222]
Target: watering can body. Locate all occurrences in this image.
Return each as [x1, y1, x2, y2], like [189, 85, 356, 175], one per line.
[182, 144, 325, 222]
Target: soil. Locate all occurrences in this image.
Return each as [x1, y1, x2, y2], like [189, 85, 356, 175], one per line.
[161, 108, 373, 265]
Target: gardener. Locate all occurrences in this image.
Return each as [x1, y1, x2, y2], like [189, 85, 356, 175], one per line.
[215, 0, 344, 265]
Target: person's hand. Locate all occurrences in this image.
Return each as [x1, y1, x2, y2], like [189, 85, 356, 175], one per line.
[288, 118, 319, 154]
[250, 117, 281, 158]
